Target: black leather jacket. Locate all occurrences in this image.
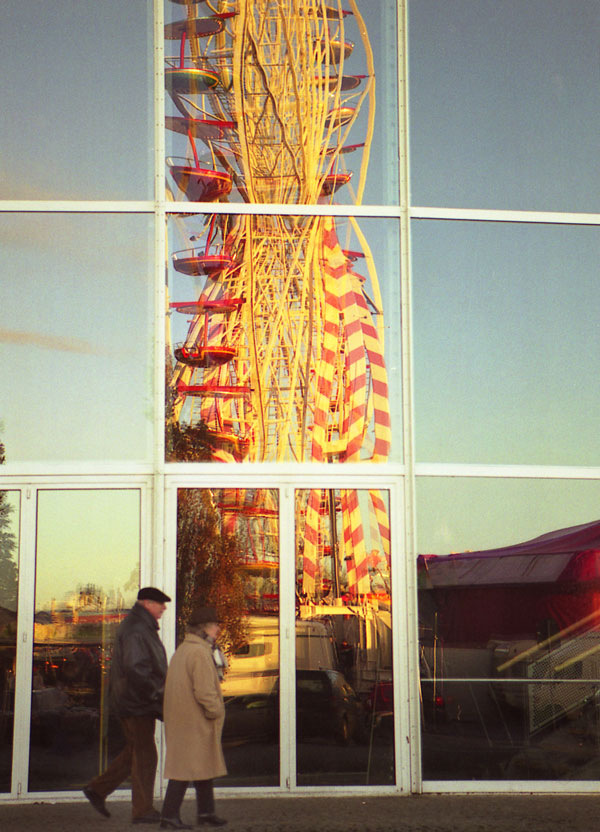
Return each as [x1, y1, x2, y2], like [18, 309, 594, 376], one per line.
[110, 602, 168, 720]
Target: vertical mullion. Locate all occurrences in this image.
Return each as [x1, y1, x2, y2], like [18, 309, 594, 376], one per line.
[278, 486, 296, 790]
[396, 0, 420, 793]
[153, 0, 167, 796]
[11, 489, 36, 797]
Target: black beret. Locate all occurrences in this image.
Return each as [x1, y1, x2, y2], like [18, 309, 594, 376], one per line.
[137, 587, 171, 603]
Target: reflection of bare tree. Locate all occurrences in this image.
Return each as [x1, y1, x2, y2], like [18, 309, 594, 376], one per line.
[177, 488, 248, 652]
[0, 440, 18, 613]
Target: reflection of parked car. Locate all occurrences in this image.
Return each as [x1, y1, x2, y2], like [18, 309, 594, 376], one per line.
[222, 693, 272, 747]
[271, 670, 364, 745]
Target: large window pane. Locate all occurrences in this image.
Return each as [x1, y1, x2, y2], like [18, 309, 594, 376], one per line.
[166, 215, 401, 463]
[0, 491, 19, 793]
[177, 488, 279, 787]
[29, 490, 140, 792]
[409, 0, 600, 212]
[417, 477, 600, 781]
[295, 488, 394, 786]
[163, 0, 399, 205]
[0, 0, 152, 200]
[413, 221, 600, 465]
[0, 214, 154, 463]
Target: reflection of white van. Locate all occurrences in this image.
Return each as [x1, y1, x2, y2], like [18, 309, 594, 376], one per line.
[222, 616, 335, 696]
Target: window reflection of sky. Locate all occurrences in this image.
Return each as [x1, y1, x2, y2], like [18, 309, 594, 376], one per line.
[416, 478, 600, 584]
[409, 0, 600, 212]
[0, 0, 152, 201]
[35, 490, 140, 611]
[413, 221, 600, 466]
[0, 214, 154, 463]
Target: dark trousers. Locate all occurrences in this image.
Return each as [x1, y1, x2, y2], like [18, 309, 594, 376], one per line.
[87, 715, 157, 820]
[162, 779, 215, 819]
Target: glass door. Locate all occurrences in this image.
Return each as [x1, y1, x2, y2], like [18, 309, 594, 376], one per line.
[175, 487, 280, 787]
[168, 480, 407, 793]
[28, 489, 141, 792]
[295, 488, 395, 786]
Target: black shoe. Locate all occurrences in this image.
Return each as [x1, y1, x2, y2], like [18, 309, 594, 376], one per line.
[133, 811, 161, 824]
[197, 816, 227, 827]
[83, 787, 110, 818]
[160, 818, 192, 830]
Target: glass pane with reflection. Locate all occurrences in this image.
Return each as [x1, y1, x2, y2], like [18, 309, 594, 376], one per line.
[163, 0, 399, 206]
[0, 491, 19, 793]
[417, 477, 600, 781]
[413, 221, 600, 466]
[176, 488, 279, 787]
[295, 488, 394, 785]
[28, 490, 140, 792]
[0, 213, 154, 464]
[1, 0, 152, 200]
[165, 214, 402, 464]
[409, 0, 600, 212]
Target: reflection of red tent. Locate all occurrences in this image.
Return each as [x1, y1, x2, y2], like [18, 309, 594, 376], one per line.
[417, 520, 600, 645]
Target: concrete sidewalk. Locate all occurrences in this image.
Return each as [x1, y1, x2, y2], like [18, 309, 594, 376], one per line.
[1, 794, 599, 832]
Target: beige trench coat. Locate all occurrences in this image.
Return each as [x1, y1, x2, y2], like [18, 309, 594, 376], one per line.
[163, 633, 227, 781]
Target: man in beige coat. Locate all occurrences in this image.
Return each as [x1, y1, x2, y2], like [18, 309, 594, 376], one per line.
[160, 606, 227, 829]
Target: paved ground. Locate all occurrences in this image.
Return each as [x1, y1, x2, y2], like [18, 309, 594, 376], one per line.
[1, 794, 600, 832]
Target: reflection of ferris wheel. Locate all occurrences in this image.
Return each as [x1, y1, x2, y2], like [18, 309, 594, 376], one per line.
[165, 0, 390, 599]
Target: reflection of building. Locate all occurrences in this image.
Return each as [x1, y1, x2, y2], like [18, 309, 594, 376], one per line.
[418, 520, 600, 649]
[419, 520, 600, 754]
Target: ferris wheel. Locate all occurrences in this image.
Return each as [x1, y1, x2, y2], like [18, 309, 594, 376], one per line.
[165, 0, 391, 601]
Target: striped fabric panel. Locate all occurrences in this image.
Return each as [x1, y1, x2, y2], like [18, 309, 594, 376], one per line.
[369, 489, 391, 566]
[342, 488, 370, 597]
[301, 488, 324, 596]
[348, 280, 391, 461]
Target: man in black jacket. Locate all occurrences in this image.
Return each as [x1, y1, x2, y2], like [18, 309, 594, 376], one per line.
[83, 587, 170, 824]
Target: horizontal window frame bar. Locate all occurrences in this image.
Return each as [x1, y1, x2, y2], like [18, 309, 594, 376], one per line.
[2, 202, 600, 226]
[421, 678, 600, 685]
[415, 463, 600, 479]
[411, 206, 600, 226]
[3, 463, 600, 482]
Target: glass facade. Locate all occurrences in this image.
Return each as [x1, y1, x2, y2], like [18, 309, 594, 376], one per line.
[1, 0, 599, 801]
